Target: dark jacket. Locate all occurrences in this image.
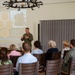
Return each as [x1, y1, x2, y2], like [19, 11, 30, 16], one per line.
[46, 48, 59, 60]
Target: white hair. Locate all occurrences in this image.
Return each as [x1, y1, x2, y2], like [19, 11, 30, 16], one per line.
[48, 40, 56, 48]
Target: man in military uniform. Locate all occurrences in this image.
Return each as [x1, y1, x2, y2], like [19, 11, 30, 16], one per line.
[21, 27, 33, 47]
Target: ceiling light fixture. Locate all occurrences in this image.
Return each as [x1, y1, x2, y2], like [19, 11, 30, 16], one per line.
[3, 0, 43, 11]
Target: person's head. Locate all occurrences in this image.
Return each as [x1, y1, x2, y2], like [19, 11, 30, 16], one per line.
[70, 39, 75, 48]
[34, 40, 41, 49]
[48, 40, 56, 48]
[63, 41, 69, 47]
[22, 43, 31, 53]
[0, 47, 8, 64]
[25, 27, 30, 34]
[9, 44, 16, 51]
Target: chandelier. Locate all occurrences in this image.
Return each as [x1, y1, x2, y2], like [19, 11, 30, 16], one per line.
[3, 0, 43, 11]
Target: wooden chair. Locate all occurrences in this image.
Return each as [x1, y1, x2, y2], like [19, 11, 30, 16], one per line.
[10, 55, 21, 67]
[69, 57, 75, 75]
[45, 59, 60, 75]
[46, 51, 61, 61]
[51, 51, 61, 60]
[0, 64, 13, 75]
[62, 57, 75, 75]
[19, 62, 39, 75]
[33, 53, 46, 72]
[63, 50, 69, 59]
[33, 53, 46, 65]
[10, 55, 21, 72]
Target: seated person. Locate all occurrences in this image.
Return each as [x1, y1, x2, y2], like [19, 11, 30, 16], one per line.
[8, 44, 21, 59]
[0, 47, 12, 65]
[46, 40, 59, 60]
[14, 43, 37, 75]
[62, 39, 75, 73]
[61, 41, 70, 59]
[31, 40, 43, 54]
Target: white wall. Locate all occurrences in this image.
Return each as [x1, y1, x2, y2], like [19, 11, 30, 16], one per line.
[0, 2, 75, 48]
[27, 2, 75, 41]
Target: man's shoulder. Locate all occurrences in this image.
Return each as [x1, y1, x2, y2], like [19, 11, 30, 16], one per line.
[18, 56, 23, 60]
[24, 33, 32, 35]
[69, 49, 75, 55]
[32, 56, 38, 61]
[65, 49, 75, 58]
[68, 49, 75, 54]
[29, 33, 33, 35]
[31, 54, 37, 59]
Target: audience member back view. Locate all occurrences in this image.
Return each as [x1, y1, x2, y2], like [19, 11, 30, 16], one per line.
[14, 43, 37, 75]
[0, 47, 12, 65]
[62, 39, 75, 73]
[31, 40, 43, 54]
[46, 40, 59, 60]
[61, 41, 70, 59]
[8, 44, 21, 59]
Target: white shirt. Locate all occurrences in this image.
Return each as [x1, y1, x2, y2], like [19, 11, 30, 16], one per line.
[61, 47, 70, 59]
[16, 53, 37, 71]
[31, 49, 43, 54]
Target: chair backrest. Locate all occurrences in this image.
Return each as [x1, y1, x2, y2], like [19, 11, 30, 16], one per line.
[52, 51, 61, 60]
[63, 50, 69, 59]
[69, 57, 75, 75]
[0, 64, 13, 75]
[10, 56, 21, 67]
[33, 53, 46, 65]
[46, 59, 60, 75]
[19, 62, 39, 75]
[50, 51, 61, 60]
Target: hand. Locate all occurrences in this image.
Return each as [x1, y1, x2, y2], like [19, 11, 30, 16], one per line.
[21, 36, 24, 41]
[25, 35, 29, 39]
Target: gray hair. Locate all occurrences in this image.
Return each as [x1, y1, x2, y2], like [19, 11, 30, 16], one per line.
[48, 40, 56, 48]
